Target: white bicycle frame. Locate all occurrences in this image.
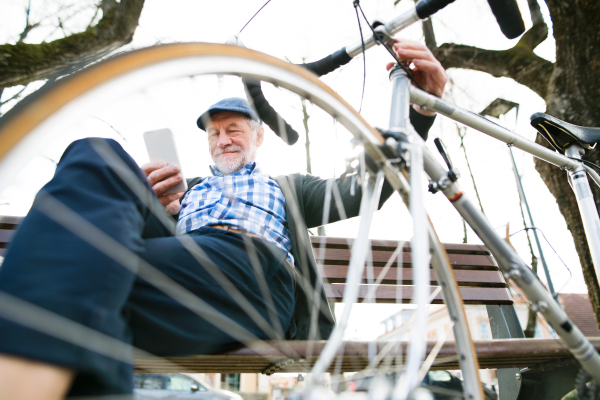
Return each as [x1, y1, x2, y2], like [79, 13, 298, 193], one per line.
[327, 1, 600, 385]
[404, 82, 600, 382]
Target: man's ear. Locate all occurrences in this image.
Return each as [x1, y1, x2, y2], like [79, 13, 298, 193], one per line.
[256, 127, 265, 147]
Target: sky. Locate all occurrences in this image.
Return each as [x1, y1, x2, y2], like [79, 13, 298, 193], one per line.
[0, 0, 586, 338]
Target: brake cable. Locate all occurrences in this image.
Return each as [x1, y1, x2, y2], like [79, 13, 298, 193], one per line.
[354, 1, 424, 91]
[353, 0, 367, 112]
[239, 0, 273, 34]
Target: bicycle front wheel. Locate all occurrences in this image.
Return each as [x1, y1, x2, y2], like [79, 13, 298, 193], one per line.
[0, 42, 482, 399]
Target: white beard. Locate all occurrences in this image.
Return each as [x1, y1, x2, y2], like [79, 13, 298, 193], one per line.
[212, 141, 257, 175]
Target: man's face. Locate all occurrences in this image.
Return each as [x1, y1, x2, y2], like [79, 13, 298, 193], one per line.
[207, 111, 263, 175]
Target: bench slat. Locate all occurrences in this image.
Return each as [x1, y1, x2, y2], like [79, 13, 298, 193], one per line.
[322, 265, 506, 287]
[309, 237, 491, 255]
[134, 338, 600, 373]
[0, 216, 22, 228]
[314, 248, 498, 270]
[324, 284, 513, 305]
[0, 229, 16, 247]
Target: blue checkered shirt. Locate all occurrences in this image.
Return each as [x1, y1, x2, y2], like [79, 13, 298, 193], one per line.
[176, 162, 294, 265]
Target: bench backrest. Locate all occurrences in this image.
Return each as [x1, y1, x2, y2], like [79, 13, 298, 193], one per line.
[309, 236, 512, 306]
[0, 216, 511, 306]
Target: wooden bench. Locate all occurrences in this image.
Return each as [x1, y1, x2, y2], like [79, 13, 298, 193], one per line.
[0, 216, 596, 399]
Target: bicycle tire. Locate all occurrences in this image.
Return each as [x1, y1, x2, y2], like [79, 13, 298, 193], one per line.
[0, 42, 482, 399]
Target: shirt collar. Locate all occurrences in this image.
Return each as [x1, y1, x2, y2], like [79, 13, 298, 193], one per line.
[210, 161, 260, 177]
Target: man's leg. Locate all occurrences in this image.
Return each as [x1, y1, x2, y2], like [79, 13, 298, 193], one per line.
[0, 138, 170, 397]
[126, 227, 296, 356]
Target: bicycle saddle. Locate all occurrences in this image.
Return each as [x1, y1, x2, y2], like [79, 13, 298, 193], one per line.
[530, 112, 600, 154]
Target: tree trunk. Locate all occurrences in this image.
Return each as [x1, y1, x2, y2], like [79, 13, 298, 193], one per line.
[533, 0, 600, 329]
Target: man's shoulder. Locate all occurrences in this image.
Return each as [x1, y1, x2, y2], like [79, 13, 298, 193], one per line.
[186, 177, 204, 187]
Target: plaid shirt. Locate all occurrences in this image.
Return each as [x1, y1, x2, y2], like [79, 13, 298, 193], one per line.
[176, 162, 294, 265]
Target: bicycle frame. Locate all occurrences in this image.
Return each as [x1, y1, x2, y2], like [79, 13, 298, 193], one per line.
[321, 0, 600, 388]
[396, 76, 600, 382]
[409, 86, 600, 285]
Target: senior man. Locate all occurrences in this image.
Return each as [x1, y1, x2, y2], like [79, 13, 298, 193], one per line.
[0, 39, 446, 399]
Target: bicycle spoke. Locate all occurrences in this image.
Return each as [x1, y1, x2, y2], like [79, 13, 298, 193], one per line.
[415, 328, 448, 383]
[361, 243, 403, 304]
[310, 169, 385, 381]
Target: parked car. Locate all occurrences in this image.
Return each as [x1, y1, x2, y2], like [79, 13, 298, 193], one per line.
[422, 370, 496, 400]
[350, 370, 497, 400]
[134, 373, 244, 400]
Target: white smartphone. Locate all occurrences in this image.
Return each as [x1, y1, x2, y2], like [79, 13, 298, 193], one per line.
[143, 128, 188, 194]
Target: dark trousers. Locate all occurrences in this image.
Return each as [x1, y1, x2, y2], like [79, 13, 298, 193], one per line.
[0, 138, 295, 396]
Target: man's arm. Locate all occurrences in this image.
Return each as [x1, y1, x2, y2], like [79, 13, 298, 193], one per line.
[302, 40, 447, 227]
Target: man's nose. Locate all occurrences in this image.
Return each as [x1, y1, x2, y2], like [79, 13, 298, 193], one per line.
[217, 134, 232, 147]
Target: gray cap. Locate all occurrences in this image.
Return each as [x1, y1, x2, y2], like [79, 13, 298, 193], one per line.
[196, 97, 261, 131]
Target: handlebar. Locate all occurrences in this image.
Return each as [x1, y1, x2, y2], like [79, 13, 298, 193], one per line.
[487, 0, 525, 39]
[416, 0, 456, 19]
[299, 48, 352, 77]
[245, 0, 525, 145]
[243, 78, 300, 145]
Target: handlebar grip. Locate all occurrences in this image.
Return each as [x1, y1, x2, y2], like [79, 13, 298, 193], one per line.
[415, 0, 456, 19]
[298, 48, 352, 77]
[487, 0, 525, 39]
[243, 78, 300, 145]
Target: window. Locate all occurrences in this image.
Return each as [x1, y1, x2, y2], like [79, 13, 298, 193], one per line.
[479, 321, 490, 340]
[534, 323, 542, 338]
[166, 375, 196, 391]
[133, 374, 163, 390]
[221, 373, 240, 391]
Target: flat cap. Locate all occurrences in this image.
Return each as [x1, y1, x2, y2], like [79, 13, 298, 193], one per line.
[197, 97, 261, 131]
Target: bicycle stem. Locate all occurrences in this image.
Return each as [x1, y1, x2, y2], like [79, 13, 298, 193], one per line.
[345, 7, 419, 58]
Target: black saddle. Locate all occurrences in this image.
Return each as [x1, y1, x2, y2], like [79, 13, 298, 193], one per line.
[530, 112, 600, 154]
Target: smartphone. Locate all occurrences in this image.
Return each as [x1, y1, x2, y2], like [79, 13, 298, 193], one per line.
[143, 128, 188, 194]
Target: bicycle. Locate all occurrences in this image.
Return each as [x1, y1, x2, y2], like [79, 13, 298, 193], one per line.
[0, 0, 598, 399]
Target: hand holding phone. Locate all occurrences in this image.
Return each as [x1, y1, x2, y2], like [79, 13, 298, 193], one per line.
[143, 128, 188, 195]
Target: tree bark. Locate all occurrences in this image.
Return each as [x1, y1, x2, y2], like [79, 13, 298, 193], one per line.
[0, 0, 145, 88]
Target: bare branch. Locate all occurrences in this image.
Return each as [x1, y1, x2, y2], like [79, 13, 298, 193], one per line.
[0, 85, 28, 107]
[422, 18, 437, 51]
[17, 0, 40, 42]
[87, 5, 102, 29]
[0, 0, 145, 88]
[528, 0, 544, 25]
[434, 23, 552, 98]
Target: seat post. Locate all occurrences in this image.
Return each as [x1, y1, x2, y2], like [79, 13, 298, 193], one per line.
[565, 144, 600, 283]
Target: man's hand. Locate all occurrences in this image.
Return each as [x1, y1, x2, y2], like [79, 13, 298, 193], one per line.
[141, 162, 185, 215]
[386, 39, 447, 116]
